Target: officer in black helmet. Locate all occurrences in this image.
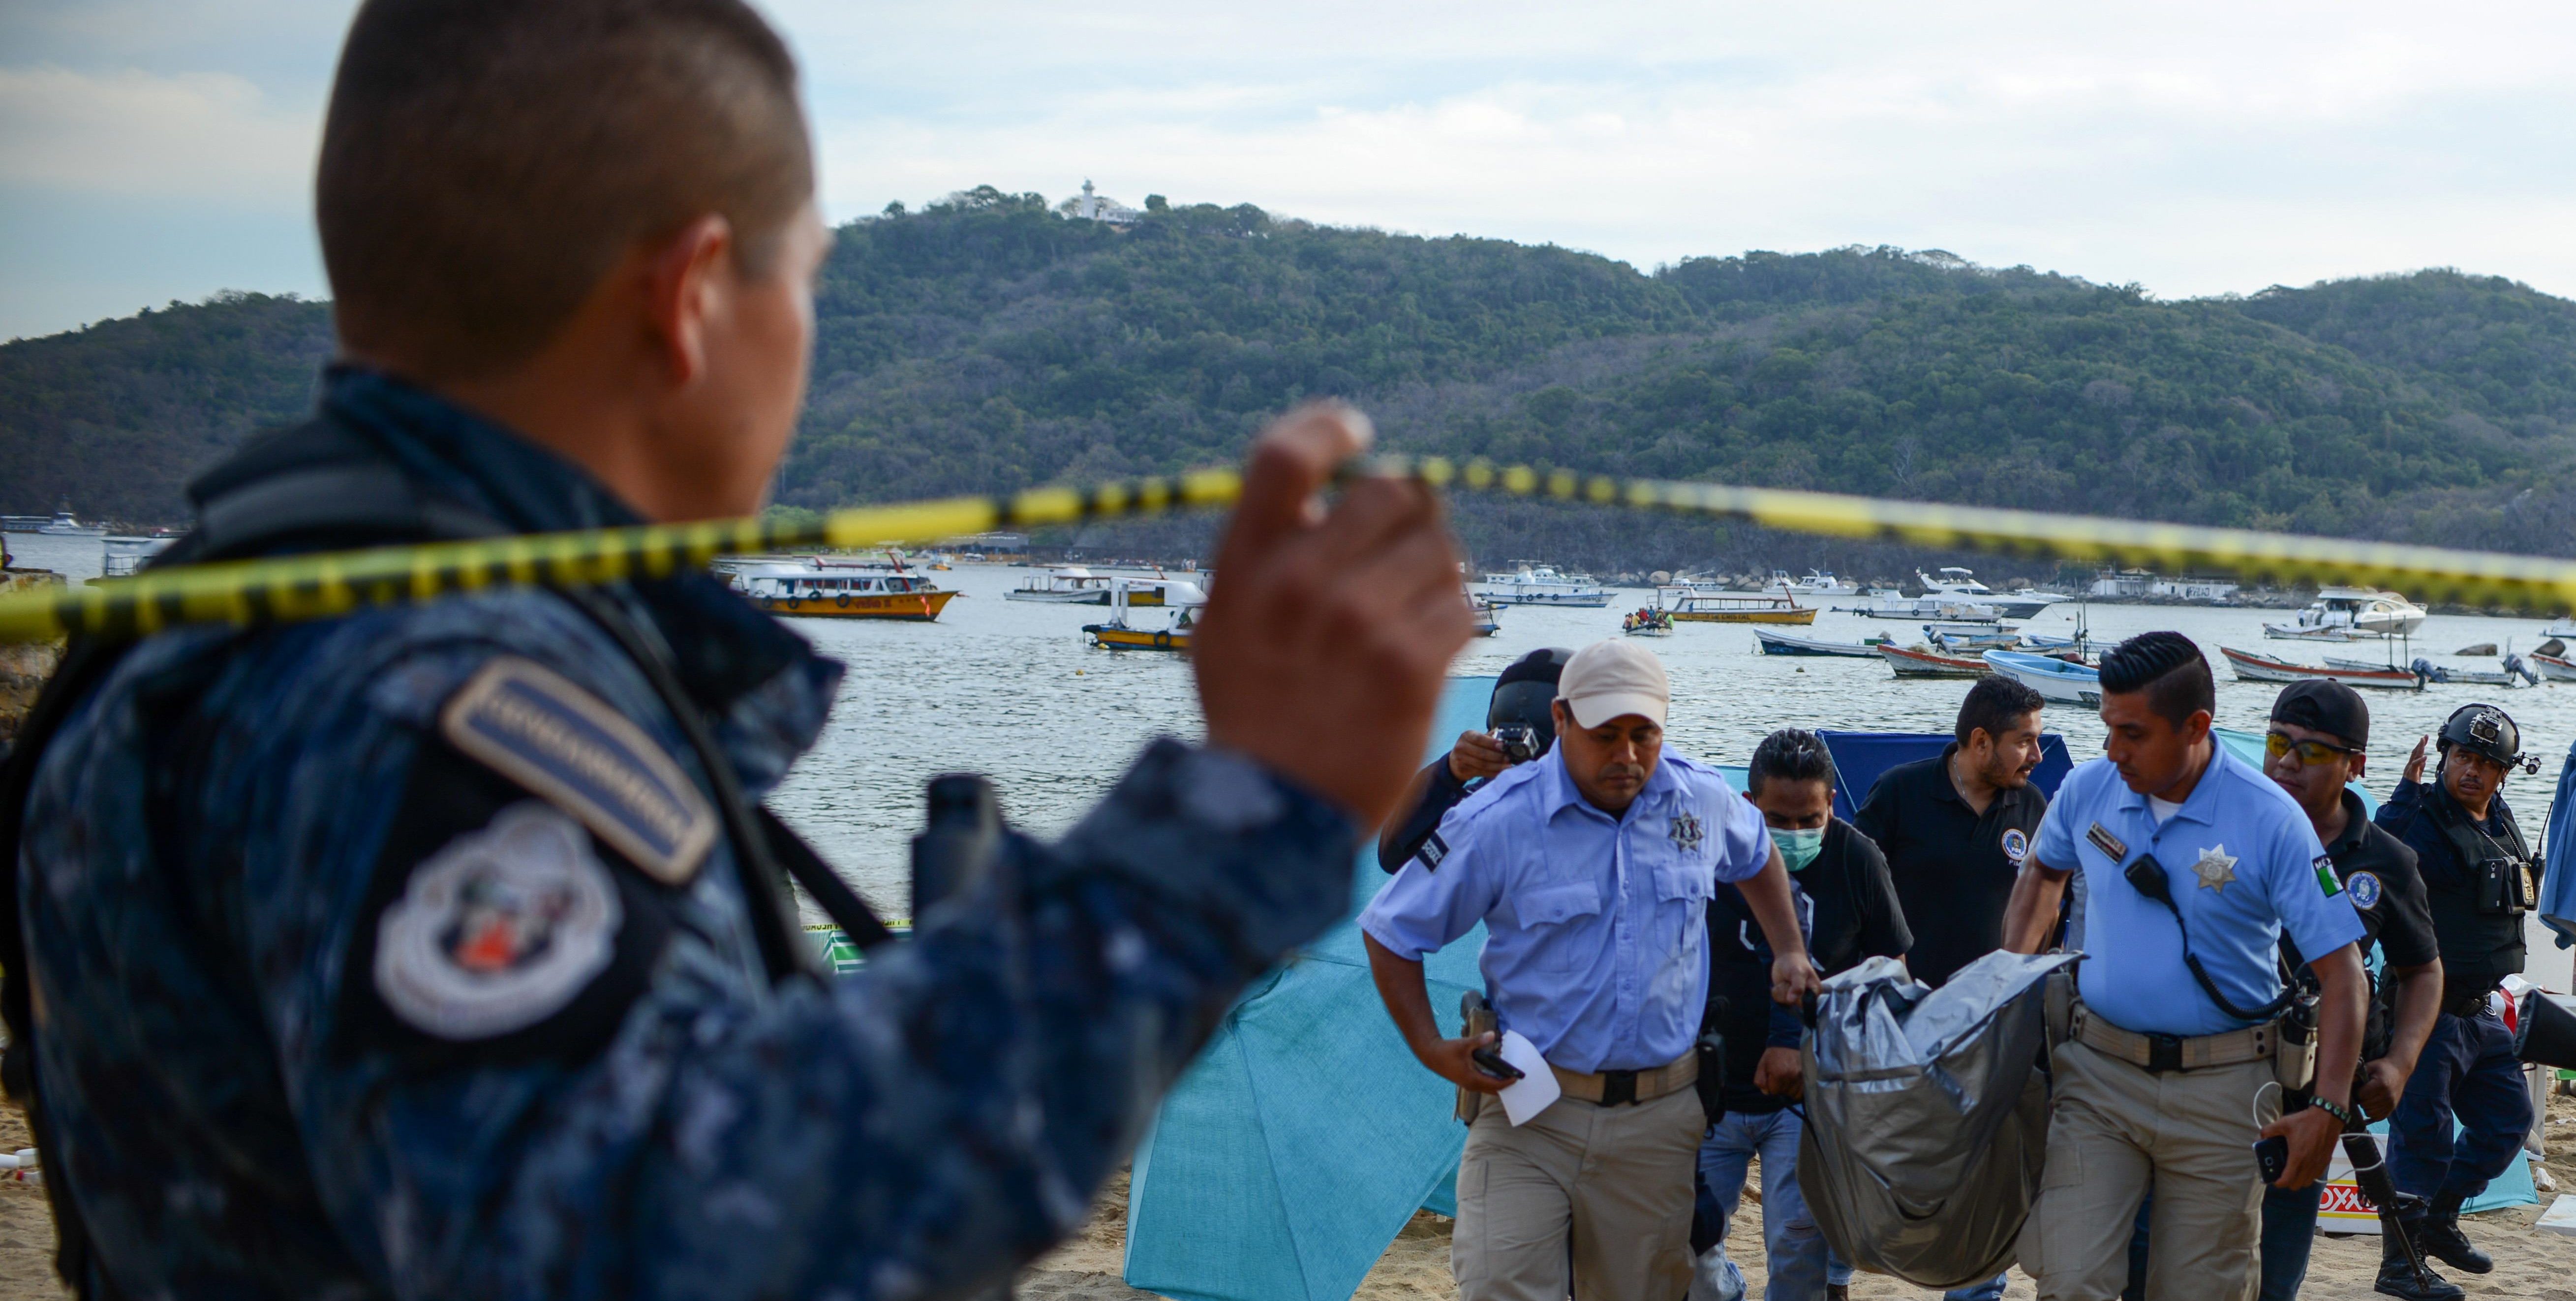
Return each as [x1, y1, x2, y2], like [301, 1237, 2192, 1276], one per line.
[1378, 647, 1571, 872]
[2375, 702, 2546, 1279]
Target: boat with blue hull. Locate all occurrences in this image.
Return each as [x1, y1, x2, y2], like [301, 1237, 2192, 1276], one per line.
[1982, 649, 2103, 708]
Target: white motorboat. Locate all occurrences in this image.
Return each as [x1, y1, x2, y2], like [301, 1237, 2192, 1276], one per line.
[38, 510, 104, 537]
[2532, 652, 2576, 683]
[2263, 588, 2428, 640]
[1766, 569, 1862, 599]
[1482, 565, 1611, 608]
[1006, 566, 1119, 604]
[1837, 593, 2010, 621]
[1917, 567, 1993, 597]
[2221, 647, 2423, 690]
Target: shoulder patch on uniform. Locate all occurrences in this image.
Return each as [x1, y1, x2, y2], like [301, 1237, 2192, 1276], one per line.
[2347, 870, 2382, 909]
[2314, 854, 2343, 898]
[374, 803, 623, 1040]
[2086, 822, 2128, 864]
[440, 656, 716, 886]
[1417, 830, 1449, 871]
[2002, 828, 2030, 867]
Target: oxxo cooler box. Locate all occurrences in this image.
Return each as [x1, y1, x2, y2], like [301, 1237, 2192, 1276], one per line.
[2318, 1124, 2538, 1232]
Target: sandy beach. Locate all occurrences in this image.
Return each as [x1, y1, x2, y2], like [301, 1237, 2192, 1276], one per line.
[7, 1092, 2576, 1299]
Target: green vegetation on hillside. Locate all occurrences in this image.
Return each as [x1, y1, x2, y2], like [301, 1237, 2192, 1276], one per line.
[6, 189, 2576, 576]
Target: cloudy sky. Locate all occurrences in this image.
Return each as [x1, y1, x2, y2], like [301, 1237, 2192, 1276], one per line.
[4, 0, 2575, 341]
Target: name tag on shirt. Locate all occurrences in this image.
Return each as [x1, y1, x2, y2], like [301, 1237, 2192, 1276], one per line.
[2086, 822, 2129, 864]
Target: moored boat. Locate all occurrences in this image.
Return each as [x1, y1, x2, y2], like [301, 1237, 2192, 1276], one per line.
[726, 558, 956, 620]
[2531, 652, 2576, 682]
[1983, 649, 2103, 708]
[2220, 647, 2423, 690]
[1482, 564, 1612, 608]
[37, 510, 104, 537]
[1766, 569, 1862, 599]
[1879, 643, 1991, 679]
[1083, 579, 1203, 652]
[1659, 589, 1817, 625]
[1007, 566, 1123, 604]
[1755, 628, 1884, 657]
[2263, 588, 2427, 640]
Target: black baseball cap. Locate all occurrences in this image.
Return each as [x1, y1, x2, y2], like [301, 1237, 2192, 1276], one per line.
[2270, 679, 2369, 750]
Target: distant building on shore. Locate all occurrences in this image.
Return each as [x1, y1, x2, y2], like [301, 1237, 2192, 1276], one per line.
[942, 531, 1029, 556]
[1058, 180, 1140, 224]
[2089, 567, 2237, 603]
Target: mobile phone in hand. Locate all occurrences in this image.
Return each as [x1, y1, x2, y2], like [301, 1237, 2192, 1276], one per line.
[1471, 1045, 1525, 1081]
[2253, 1134, 2290, 1184]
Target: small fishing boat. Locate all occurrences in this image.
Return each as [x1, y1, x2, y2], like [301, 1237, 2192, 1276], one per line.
[99, 534, 176, 578]
[2531, 652, 2576, 682]
[2263, 588, 2427, 640]
[727, 558, 957, 620]
[1983, 649, 2103, 709]
[1622, 606, 1675, 636]
[1471, 595, 1503, 638]
[1927, 622, 2022, 650]
[1879, 643, 1992, 679]
[1083, 580, 1204, 652]
[1660, 589, 1817, 625]
[1755, 628, 1884, 657]
[2220, 647, 2423, 690]
[1482, 564, 1612, 608]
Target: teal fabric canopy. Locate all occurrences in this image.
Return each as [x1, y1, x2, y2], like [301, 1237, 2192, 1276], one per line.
[1124, 677, 1496, 1301]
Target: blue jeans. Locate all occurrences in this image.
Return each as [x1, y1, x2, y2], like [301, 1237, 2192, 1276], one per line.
[1691, 1109, 1845, 1301]
[2126, 1182, 2321, 1301]
[2392, 1008, 2533, 1205]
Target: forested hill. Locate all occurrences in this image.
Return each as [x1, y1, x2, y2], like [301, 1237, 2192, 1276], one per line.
[8, 186, 2576, 575]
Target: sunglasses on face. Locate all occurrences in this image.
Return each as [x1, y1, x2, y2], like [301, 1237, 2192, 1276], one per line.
[2265, 730, 2359, 767]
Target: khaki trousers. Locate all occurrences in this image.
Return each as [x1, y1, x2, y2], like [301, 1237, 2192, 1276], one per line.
[2018, 1038, 2271, 1301]
[1453, 1085, 1703, 1301]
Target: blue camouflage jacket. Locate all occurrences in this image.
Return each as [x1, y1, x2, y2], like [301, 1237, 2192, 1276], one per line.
[20, 368, 1356, 1299]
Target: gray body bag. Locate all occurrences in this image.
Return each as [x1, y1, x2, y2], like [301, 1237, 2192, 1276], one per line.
[1796, 951, 2079, 1290]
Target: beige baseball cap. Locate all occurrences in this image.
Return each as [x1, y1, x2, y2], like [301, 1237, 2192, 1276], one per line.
[1557, 639, 1670, 729]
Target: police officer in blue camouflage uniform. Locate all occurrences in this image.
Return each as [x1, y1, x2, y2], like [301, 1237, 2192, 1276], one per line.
[0, 2, 1476, 1296]
[2376, 703, 2545, 1281]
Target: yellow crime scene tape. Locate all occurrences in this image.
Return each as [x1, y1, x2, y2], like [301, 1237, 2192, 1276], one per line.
[5, 454, 2575, 645]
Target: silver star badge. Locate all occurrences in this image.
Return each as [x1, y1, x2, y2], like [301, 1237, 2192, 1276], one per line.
[2191, 844, 2238, 893]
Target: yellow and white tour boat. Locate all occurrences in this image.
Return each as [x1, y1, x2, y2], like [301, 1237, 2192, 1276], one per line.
[726, 558, 957, 620]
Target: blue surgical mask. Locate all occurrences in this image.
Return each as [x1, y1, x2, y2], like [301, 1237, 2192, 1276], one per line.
[1774, 826, 1825, 872]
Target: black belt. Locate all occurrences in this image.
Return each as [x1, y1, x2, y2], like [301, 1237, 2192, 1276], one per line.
[2443, 990, 2498, 1020]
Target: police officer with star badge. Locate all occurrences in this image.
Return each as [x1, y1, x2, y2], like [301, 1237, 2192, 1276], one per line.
[2000, 633, 2369, 1301]
[2374, 702, 2546, 1281]
[0, 2, 1476, 1296]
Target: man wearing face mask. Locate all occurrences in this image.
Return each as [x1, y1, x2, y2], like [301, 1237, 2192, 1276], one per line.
[1363, 641, 1820, 1301]
[1691, 729, 1910, 1301]
[2374, 704, 2544, 1279]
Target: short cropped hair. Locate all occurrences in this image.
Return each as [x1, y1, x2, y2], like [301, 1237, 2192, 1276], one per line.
[1955, 676, 2044, 747]
[1747, 729, 1836, 798]
[2097, 631, 2215, 728]
[319, 0, 813, 378]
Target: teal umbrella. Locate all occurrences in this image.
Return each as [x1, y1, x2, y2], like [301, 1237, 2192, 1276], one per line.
[1124, 677, 1496, 1301]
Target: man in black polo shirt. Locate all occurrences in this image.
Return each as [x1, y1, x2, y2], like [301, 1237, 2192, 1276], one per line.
[1694, 730, 1910, 1301]
[2262, 680, 2447, 1301]
[1854, 676, 2050, 988]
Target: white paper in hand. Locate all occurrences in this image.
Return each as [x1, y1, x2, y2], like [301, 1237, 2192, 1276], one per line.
[1495, 1030, 1560, 1126]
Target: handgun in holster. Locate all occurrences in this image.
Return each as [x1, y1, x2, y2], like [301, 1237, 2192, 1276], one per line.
[1693, 997, 1728, 1127]
[1458, 991, 1500, 1123]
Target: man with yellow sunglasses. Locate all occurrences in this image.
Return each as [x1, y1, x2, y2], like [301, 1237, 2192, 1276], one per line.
[2264, 680, 2450, 1301]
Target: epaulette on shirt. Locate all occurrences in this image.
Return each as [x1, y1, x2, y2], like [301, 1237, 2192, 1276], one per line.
[438, 656, 718, 886]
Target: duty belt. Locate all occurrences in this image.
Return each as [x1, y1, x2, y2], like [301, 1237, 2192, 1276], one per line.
[2443, 990, 2498, 1020]
[1549, 1051, 1698, 1106]
[2070, 1001, 2283, 1073]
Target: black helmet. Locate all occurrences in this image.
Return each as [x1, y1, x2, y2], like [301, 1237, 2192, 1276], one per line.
[2437, 703, 2535, 772]
[1488, 648, 1573, 749]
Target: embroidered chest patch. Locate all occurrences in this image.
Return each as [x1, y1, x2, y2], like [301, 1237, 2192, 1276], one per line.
[374, 803, 622, 1040]
[2192, 844, 2239, 892]
[440, 657, 717, 886]
[2346, 870, 2382, 909]
[1669, 810, 1705, 856]
[2001, 828, 2030, 867]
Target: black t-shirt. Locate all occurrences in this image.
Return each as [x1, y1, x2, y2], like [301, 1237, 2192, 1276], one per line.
[1853, 744, 2048, 988]
[1707, 818, 1911, 1115]
[2283, 788, 2439, 1060]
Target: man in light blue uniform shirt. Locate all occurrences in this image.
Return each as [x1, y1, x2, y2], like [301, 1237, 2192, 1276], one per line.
[1363, 640, 1817, 1301]
[2001, 632, 2368, 1301]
